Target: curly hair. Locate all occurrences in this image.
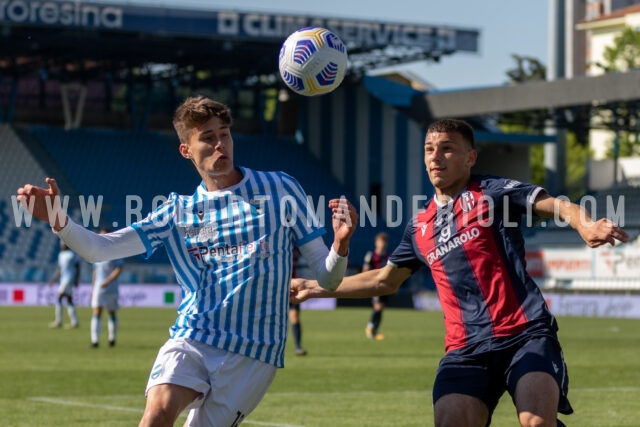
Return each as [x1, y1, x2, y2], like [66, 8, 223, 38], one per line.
[172, 96, 233, 144]
[427, 119, 475, 149]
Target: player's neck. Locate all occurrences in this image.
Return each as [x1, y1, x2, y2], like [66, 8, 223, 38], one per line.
[435, 189, 461, 204]
[434, 178, 470, 203]
[202, 168, 243, 191]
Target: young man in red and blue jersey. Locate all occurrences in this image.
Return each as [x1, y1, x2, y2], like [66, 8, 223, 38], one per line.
[291, 119, 629, 427]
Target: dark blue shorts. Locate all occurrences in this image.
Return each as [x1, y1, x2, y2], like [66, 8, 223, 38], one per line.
[432, 323, 573, 421]
[373, 294, 389, 304]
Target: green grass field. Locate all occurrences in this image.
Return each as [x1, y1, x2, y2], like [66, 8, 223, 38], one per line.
[1, 306, 639, 426]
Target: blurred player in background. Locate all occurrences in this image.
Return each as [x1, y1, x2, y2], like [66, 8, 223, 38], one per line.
[362, 232, 390, 340]
[291, 119, 629, 427]
[17, 95, 357, 427]
[47, 240, 80, 329]
[289, 246, 306, 356]
[90, 228, 123, 348]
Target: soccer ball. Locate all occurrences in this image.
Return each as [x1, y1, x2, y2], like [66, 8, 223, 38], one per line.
[278, 27, 348, 96]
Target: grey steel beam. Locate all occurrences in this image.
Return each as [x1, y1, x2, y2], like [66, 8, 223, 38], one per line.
[422, 70, 640, 118]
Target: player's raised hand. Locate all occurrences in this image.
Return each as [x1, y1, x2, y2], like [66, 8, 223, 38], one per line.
[329, 197, 358, 256]
[16, 177, 68, 231]
[579, 218, 628, 248]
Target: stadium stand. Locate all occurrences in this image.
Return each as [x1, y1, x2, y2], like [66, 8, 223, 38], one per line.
[231, 133, 403, 261]
[523, 184, 640, 293]
[2, 124, 396, 282]
[0, 124, 61, 281]
[525, 185, 640, 248]
[26, 125, 198, 227]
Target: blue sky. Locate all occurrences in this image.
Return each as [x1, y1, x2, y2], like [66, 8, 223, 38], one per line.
[104, 0, 549, 90]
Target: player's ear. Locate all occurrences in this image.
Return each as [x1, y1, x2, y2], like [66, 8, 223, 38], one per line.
[466, 149, 477, 168]
[179, 143, 192, 159]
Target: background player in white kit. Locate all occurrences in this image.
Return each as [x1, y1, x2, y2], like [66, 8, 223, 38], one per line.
[17, 95, 358, 427]
[90, 228, 123, 348]
[47, 240, 80, 329]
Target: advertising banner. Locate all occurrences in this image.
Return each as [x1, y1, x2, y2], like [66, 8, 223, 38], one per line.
[543, 293, 640, 318]
[0, 283, 336, 310]
[0, 283, 181, 307]
[526, 246, 640, 280]
[414, 291, 640, 319]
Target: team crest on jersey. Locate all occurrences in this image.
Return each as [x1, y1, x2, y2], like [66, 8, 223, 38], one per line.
[249, 194, 271, 214]
[194, 201, 206, 220]
[249, 195, 269, 212]
[460, 191, 475, 212]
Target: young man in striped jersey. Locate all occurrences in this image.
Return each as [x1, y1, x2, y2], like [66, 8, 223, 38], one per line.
[291, 119, 628, 427]
[18, 96, 358, 426]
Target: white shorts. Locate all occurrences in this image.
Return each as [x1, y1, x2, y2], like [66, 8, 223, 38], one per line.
[58, 283, 74, 297]
[91, 292, 119, 311]
[145, 338, 277, 427]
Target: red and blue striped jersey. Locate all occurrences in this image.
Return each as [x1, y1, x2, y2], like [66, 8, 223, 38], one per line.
[388, 175, 553, 352]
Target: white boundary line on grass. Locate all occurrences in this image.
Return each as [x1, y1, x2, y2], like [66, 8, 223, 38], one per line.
[28, 388, 640, 425]
[571, 387, 640, 393]
[28, 397, 142, 413]
[268, 387, 640, 396]
[267, 390, 429, 397]
[27, 397, 305, 427]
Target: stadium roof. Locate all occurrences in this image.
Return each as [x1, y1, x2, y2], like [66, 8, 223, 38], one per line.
[0, 1, 480, 85]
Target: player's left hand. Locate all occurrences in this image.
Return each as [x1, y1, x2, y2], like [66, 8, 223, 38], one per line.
[580, 218, 629, 247]
[290, 278, 314, 304]
[329, 197, 358, 255]
[16, 177, 68, 230]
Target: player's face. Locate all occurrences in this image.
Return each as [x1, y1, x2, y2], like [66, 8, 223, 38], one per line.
[181, 116, 234, 178]
[374, 238, 387, 253]
[424, 131, 477, 197]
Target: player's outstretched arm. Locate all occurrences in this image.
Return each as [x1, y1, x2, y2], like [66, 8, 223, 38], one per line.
[17, 178, 146, 263]
[533, 193, 629, 247]
[290, 265, 411, 303]
[16, 178, 68, 230]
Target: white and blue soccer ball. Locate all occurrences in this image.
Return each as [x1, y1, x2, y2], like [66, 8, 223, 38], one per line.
[278, 27, 348, 96]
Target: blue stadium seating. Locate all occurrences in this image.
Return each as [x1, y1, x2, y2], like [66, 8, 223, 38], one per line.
[0, 200, 7, 225]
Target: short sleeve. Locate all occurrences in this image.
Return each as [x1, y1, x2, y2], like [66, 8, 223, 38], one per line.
[388, 218, 425, 273]
[480, 175, 544, 214]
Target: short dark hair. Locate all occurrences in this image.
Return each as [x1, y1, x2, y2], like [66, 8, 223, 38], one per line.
[427, 119, 475, 149]
[173, 96, 233, 144]
[375, 232, 388, 243]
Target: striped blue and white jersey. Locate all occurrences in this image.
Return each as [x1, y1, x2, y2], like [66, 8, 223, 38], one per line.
[131, 167, 326, 367]
[93, 259, 124, 296]
[58, 249, 80, 286]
